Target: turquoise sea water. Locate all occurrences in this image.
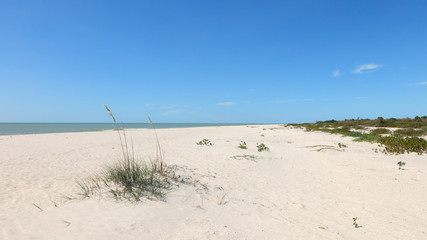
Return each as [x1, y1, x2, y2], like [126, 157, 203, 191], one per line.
[0, 123, 254, 136]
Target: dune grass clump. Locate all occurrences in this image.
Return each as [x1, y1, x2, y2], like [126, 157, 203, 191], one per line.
[103, 160, 180, 201]
[78, 104, 184, 202]
[79, 160, 180, 201]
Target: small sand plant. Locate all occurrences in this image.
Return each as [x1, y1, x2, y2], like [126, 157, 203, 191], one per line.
[338, 143, 347, 148]
[353, 217, 358, 228]
[77, 104, 184, 202]
[196, 138, 213, 146]
[256, 143, 269, 152]
[238, 141, 247, 149]
[397, 161, 406, 170]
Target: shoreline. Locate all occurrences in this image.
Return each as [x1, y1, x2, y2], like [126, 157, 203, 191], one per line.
[0, 123, 274, 136]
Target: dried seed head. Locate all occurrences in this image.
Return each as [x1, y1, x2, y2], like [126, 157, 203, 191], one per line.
[103, 103, 116, 122]
[147, 114, 154, 128]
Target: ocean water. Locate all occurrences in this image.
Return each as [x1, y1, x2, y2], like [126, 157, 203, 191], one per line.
[0, 123, 252, 136]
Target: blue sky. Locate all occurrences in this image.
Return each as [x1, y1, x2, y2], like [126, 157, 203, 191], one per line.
[1, 1, 426, 123]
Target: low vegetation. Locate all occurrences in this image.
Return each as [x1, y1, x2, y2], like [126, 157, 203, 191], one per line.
[289, 116, 427, 155]
[305, 145, 343, 152]
[238, 141, 247, 149]
[370, 128, 391, 135]
[196, 138, 214, 146]
[393, 128, 424, 137]
[338, 143, 347, 148]
[78, 160, 182, 201]
[398, 161, 406, 170]
[257, 143, 269, 152]
[377, 136, 427, 155]
[231, 155, 257, 162]
[353, 217, 359, 228]
[290, 116, 427, 129]
[78, 104, 186, 202]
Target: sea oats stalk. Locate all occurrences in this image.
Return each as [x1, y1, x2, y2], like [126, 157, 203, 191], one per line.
[121, 119, 131, 161]
[103, 104, 128, 161]
[147, 114, 163, 171]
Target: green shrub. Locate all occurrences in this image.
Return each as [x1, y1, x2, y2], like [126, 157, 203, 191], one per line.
[393, 128, 423, 137]
[293, 117, 427, 155]
[370, 128, 391, 135]
[377, 136, 427, 155]
[294, 116, 427, 130]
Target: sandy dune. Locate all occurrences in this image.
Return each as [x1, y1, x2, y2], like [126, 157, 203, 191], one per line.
[1, 125, 426, 239]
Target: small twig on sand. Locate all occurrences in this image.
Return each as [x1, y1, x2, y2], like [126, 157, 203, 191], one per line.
[33, 203, 43, 211]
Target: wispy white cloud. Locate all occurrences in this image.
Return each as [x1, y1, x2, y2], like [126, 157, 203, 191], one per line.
[271, 99, 293, 104]
[406, 81, 427, 87]
[163, 109, 182, 115]
[331, 70, 342, 77]
[217, 102, 236, 106]
[271, 98, 325, 104]
[161, 105, 177, 109]
[353, 64, 383, 74]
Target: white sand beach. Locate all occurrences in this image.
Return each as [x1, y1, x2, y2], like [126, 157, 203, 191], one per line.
[1, 125, 426, 239]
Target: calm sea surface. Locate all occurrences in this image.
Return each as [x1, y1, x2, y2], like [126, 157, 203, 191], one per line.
[0, 123, 254, 136]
